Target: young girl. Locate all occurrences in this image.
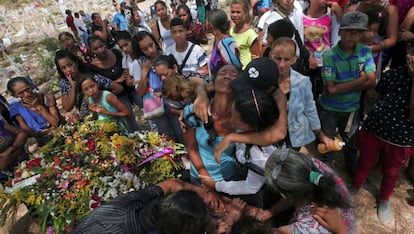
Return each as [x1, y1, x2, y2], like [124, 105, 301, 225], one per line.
[258, 149, 356, 233]
[152, 0, 174, 49]
[176, 4, 208, 45]
[78, 74, 130, 122]
[58, 31, 91, 64]
[133, 31, 180, 141]
[303, 0, 341, 99]
[230, 0, 261, 68]
[362, 5, 389, 78]
[115, 30, 144, 108]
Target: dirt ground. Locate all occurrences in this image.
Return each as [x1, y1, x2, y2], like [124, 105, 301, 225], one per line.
[301, 145, 414, 234]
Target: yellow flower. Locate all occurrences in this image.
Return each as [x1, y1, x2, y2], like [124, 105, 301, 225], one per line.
[147, 132, 161, 146]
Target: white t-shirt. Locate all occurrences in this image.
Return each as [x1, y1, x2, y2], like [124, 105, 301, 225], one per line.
[74, 17, 87, 32]
[164, 42, 208, 75]
[215, 144, 279, 195]
[122, 53, 141, 83]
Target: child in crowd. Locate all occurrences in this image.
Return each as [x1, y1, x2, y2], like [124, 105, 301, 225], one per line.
[362, 5, 389, 79]
[351, 40, 414, 222]
[134, 31, 180, 141]
[262, 19, 294, 57]
[318, 12, 376, 171]
[78, 74, 130, 122]
[164, 18, 209, 78]
[58, 31, 91, 64]
[230, 0, 261, 68]
[176, 4, 208, 45]
[127, 6, 152, 35]
[303, 0, 340, 99]
[115, 30, 144, 108]
[257, 149, 355, 233]
[152, 0, 174, 49]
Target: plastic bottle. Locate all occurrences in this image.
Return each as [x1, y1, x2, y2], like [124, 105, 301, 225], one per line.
[317, 137, 345, 154]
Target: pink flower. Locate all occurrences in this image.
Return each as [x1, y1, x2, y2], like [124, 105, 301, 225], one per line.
[57, 180, 69, 189]
[88, 140, 95, 151]
[45, 226, 55, 234]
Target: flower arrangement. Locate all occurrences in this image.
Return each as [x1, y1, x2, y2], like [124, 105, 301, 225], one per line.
[0, 119, 186, 233]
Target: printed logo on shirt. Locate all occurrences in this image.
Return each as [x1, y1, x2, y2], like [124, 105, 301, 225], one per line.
[322, 67, 332, 77]
[358, 62, 365, 73]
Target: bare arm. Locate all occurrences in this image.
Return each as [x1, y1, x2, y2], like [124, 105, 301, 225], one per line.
[370, 5, 398, 52]
[197, 64, 209, 75]
[400, 7, 414, 41]
[193, 84, 212, 123]
[109, 81, 124, 95]
[43, 93, 62, 127]
[311, 206, 347, 234]
[136, 59, 151, 96]
[14, 115, 35, 136]
[100, 93, 130, 117]
[251, 38, 261, 59]
[183, 127, 210, 177]
[0, 124, 28, 170]
[61, 75, 77, 112]
[151, 22, 161, 44]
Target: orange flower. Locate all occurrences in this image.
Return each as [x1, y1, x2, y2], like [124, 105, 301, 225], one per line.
[74, 178, 88, 189]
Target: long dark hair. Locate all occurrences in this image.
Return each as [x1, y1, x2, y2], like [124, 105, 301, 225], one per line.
[234, 90, 278, 132]
[154, 54, 178, 69]
[155, 190, 209, 234]
[132, 31, 162, 58]
[265, 149, 352, 209]
[176, 4, 193, 27]
[234, 90, 279, 160]
[54, 49, 90, 80]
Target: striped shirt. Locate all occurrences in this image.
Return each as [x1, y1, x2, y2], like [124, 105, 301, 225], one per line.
[319, 43, 375, 112]
[209, 37, 242, 75]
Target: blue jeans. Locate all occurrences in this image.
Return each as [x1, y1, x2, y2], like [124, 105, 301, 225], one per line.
[317, 105, 360, 172]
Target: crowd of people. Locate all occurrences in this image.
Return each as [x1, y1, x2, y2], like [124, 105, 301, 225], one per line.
[1, 0, 414, 233]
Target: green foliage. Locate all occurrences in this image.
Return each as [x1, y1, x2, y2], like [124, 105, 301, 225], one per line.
[39, 37, 61, 53]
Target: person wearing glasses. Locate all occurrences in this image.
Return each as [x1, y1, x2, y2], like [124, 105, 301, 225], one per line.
[260, 149, 355, 234]
[7, 77, 63, 146]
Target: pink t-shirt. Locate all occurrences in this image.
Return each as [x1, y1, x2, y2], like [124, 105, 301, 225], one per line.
[303, 12, 333, 67]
